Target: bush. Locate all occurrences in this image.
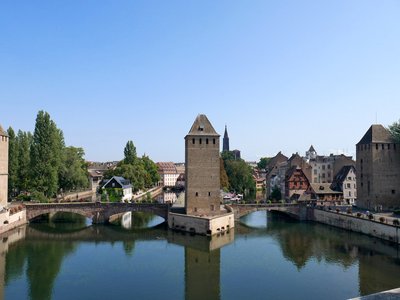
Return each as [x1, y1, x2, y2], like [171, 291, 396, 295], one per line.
[368, 214, 374, 220]
[379, 216, 385, 223]
[347, 208, 352, 214]
[393, 219, 400, 226]
[336, 209, 340, 213]
[357, 212, 362, 217]
[31, 191, 48, 203]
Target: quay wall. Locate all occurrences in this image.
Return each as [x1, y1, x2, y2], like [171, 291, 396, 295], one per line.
[312, 209, 400, 244]
[0, 210, 27, 235]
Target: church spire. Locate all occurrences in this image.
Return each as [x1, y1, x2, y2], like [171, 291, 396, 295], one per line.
[223, 125, 229, 152]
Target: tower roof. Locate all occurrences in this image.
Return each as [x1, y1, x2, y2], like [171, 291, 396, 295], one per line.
[186, 114, 219, 137]
[223, 125, 229, 138]
[0, 124, 8, 137]
[308, 145, 316, 152]
[357, 124, 393, 145]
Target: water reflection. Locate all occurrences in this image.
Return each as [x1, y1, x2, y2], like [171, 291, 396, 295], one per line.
[3, 211, 400, 299]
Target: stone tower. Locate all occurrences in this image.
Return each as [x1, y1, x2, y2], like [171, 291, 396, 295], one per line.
[356, 124, 400, 210]
[185, 114, 220, 215]
[223, 125, 229, 152]
[0, 125, 9, 208]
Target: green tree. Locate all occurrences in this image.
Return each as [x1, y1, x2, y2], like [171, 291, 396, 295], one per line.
[389, 120, 400, 143]
[270, 186, 282, 201]
[223, 159, 255, 194]
[124, 140, 137, 164]
[257, 157, 271, 170]
[30, 111, 64, 197]
[141, 154, 160, 188]
[16, 130, 32, 193]
[59, 147, 89, 192]
[7, 127, 19, 197]
[220, 157, 229, 190]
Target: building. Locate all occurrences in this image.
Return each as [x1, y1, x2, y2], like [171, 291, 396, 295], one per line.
[231, 149, 241, 160]
[185, 115, 221, 215]
[331, 165, 357, 205]
[157, 162, 180, 187]
[0, 125, 8, 208]
[306, 183, 343, 205]
[265, 152, 289, 198]
[285, 166, 310, 200]
[101, 176, 133, 202]
[356, 124, 400, 210]
[168, 114, 234, 235]
[223, 125, 229, 152]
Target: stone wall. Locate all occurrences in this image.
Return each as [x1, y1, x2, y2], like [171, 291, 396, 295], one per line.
[0, 210, 27, 235]
[0, 133, 8, 208]
[168, 212, 234, 235]
[312, 209, 400, 244]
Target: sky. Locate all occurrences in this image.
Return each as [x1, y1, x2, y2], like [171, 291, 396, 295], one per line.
[1, 1, 400, 163]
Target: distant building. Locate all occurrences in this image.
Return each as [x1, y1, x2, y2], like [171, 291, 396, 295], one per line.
[0, 125, 8, 208]
[157, 162, 180, 187]
[101, 176, 133, 202]
[356, 124, 400, 210]
[232, 149, 241, 160]
[285, 166, 310, 200]
[331, 165, 357, 205]
[223, 125, 229, 152]
[265, 152, 289, 199]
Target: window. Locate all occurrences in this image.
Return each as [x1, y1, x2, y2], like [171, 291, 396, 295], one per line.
[199, 139, 202, 144]
[347, 183, 351, 188]
[388, 144, 391, 150]
[195, 192, 198, 197]
[314, 169, 317, 175]
[194, 207, 198, 212]
[392, 190, 396, 195]
[349, 191, 352, 197]
[328, 165, 331, 169]
[322, 165, 326, 170]
[382, 144, 384, 150]
[206, 138, 209, 144]
[192, 138, 195, 144]
[213, 139, 216, 144]
[208, 192, 211, 196]
[211, 205, 215, 211]
[376, 144, 379, 150]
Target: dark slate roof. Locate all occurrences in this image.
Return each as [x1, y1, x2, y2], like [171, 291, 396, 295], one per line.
[186, 114, 219, 137]
[310, 183, 342, 195]
[103, 176, 132, 189]
[308, 145, 316, 152]
[267, 151, 288, 170]
[357, 124, 394, 145]
[330, 165, 355, 191]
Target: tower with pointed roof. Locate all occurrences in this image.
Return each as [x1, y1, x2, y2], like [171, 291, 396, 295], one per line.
[356, 124, 400, 210]
[0, 124, 9, 208]
[223, 125, 229, 152]
[185, 114, 220, 215]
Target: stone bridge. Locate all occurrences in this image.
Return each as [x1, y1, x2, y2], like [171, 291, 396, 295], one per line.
[229, 203, 306, 220]
[25, 202, 170, 224]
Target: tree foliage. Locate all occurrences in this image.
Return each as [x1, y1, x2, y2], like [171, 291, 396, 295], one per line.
[257, 157, 271, 170]
[222, 154, 255, 194]
[220, 158, 229, 190]
[389, 120, 400, 143]
[270, 186, 282, 201]
[7, 111, 90, 201]
[104, 141, 159, 192]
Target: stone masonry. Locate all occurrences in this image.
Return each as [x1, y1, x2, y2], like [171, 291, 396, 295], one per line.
[185, 114, 221, 216]
[0, 125, 8, 208]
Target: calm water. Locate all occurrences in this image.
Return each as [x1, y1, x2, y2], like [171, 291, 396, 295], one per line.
[3, 211, 400, 300]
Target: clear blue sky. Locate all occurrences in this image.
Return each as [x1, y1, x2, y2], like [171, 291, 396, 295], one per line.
[1, 1, 400, 162]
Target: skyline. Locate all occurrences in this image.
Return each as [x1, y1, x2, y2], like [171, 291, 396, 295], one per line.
[1, 1, 400, 162]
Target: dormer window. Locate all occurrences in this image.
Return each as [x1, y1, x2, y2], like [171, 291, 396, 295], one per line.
[199, 125, 204, 131]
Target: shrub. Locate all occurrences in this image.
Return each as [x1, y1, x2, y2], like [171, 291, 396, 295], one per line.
[379, 216, 385, 223]
[368, 214, 374, 220]
[393, 219, 400, 226]
[357, 212, 362, 217]
[31, 191, 48, 203]
[336, 209, 340, 213]
[347, 208, 352, 214]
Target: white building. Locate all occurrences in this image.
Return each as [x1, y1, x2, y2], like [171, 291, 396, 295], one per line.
[331, 166, 357, 205]
[157, 162, 180, 187]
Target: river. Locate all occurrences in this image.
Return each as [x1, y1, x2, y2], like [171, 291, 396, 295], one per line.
[2, 210, 400, 300]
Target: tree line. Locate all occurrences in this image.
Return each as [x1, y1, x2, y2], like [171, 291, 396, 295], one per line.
[103, 140, 160, 193]
[8, 111, 89, 201]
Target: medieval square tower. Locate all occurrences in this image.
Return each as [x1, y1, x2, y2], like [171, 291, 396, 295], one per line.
[185, 114, 221, 215]
[0, 125, 9, 208]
